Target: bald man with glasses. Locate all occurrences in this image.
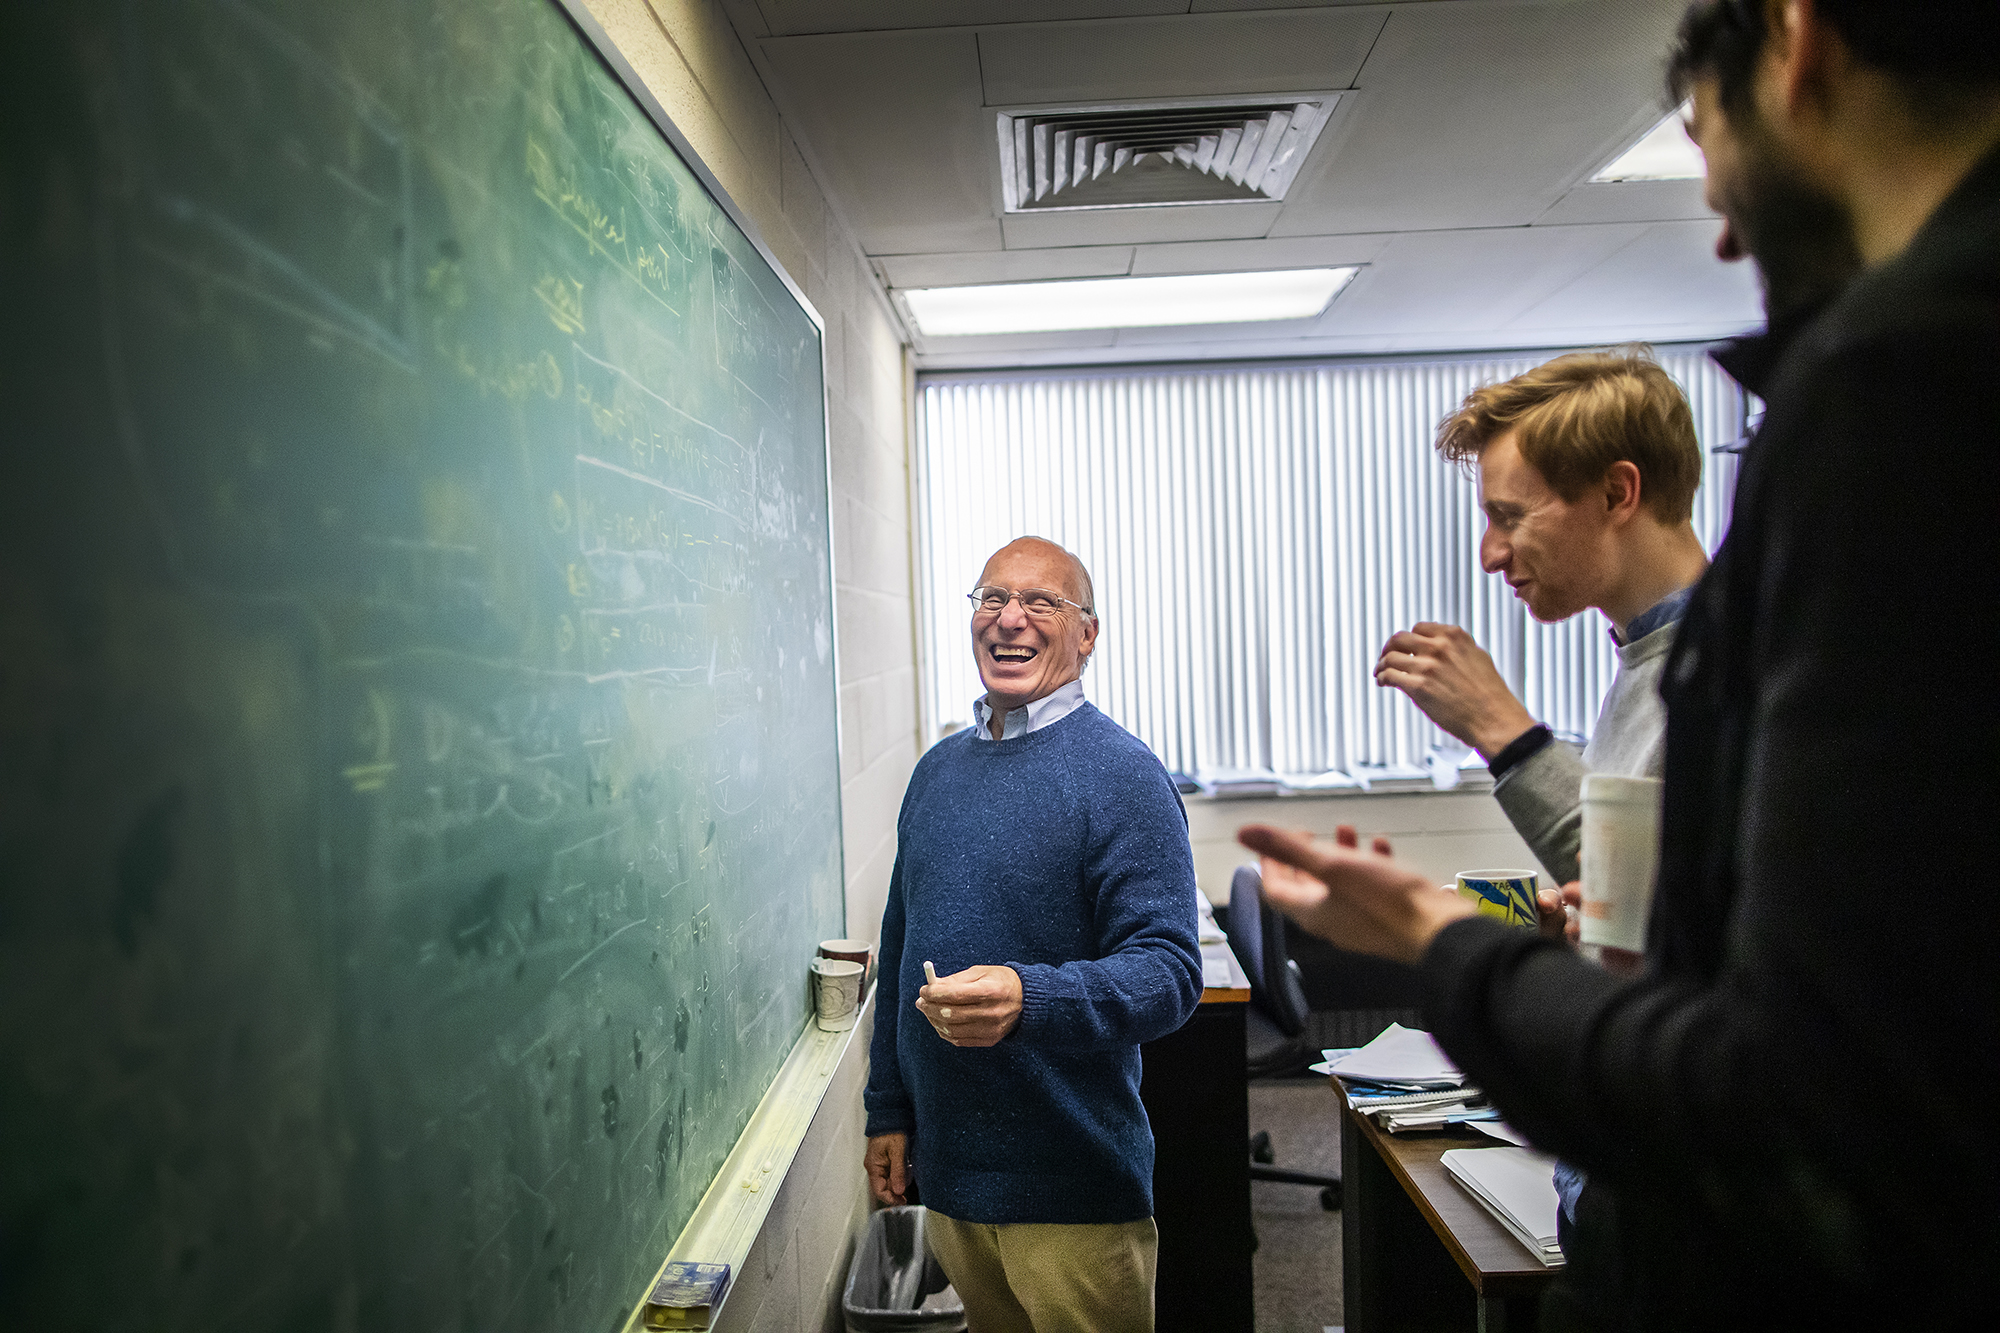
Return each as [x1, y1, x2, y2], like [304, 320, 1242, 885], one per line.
[862, 536, 1203, 1333]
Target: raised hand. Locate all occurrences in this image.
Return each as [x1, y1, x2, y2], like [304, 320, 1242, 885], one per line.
[1238, 822, 1473, 966]
[1374, 622, 1538, 760]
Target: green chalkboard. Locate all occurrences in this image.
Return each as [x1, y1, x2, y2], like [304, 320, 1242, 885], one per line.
[0, 0, 843, 1327]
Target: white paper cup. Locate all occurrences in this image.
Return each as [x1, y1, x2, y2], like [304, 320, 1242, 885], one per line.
[810, 958, 864, 1032]
[1579, 773, 1664, 952]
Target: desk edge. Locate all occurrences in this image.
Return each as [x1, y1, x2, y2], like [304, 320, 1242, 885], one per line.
[1337, 1081, 1556, 1296]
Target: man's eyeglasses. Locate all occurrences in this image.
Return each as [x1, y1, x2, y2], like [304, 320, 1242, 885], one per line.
[967, 585, 1091, 619]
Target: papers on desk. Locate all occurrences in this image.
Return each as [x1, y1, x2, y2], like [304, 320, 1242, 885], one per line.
[1323, 1025, 1497, 1132]
[1192, 766, 1285, 798]
[1440, 1147, 1566, 1266]
[1347, 763, 1435, 793]
[1327, 1023, 1464, 1087]
[1277, 769, 1362, 794]
[1201, 952, 1238, 988]
[1194, 890, 1226, 944]
[1471, 1120, 1533, 1148]
[1372, 1101, 1501, 1132]
[1338, 1082, 1497, 1132]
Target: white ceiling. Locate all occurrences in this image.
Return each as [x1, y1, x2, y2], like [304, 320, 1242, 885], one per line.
[721, 0, 1761, 368]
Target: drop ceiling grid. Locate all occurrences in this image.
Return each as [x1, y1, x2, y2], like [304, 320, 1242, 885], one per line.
[739, 0, 1758, 364]
[1267, 0, 1690, 236]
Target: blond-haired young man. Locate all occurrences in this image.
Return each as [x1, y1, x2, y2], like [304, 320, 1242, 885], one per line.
[1374, 348, 1710, 888]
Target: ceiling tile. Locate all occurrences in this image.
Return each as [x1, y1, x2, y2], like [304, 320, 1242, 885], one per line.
[761, 30, 1003, 254]
[1535, 180, 1716, 227]
[1129, 233, 1390, 275]
[880, 247, 1135, 288]
[1318, 224, 1648, 336]
[1001, 202, 1283, 248]
[756, 1, 1185, 38]
[1505, 220, 1761, 333]
[1269, 0, 1688, 236]
[977, 10, 1386, 106]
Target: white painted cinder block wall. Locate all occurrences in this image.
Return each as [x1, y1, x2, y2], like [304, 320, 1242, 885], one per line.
[578, 3, 919, 1330]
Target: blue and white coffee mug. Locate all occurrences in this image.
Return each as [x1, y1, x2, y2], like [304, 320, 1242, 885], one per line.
[1454, 869, 1540, 930]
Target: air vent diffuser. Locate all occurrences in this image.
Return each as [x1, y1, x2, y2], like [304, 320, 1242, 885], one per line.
[997, 95, 1338, 212]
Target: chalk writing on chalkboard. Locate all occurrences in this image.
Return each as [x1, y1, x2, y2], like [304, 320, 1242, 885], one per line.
[0, 0, 842, 1330]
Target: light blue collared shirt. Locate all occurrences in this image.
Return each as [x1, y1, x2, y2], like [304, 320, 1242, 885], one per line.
[1610, 583, 1696, 647]
[972, 679, 1087, 741]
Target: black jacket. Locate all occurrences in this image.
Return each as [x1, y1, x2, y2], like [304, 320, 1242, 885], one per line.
[1422, 143, 2000, 1330]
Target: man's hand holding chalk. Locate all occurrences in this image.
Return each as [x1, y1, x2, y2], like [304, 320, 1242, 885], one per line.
[914, 961, 1024, 1048]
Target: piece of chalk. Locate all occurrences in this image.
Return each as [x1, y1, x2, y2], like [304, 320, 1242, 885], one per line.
[924, 960, 938, 986]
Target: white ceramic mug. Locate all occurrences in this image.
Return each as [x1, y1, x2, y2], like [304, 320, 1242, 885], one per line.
[810, 957, 864, 1032]
[1579, 773, 1664, 952]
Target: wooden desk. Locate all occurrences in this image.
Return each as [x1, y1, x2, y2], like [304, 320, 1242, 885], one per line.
[1142, 941, 1253, 1333]
[1337, 1081, 1555, 1333]
[1195, 937, 1255, 1007]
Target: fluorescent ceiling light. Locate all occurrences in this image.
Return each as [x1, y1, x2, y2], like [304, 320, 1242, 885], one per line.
[901, 267, 1359, 337]
[1592, 102, 1703, 182]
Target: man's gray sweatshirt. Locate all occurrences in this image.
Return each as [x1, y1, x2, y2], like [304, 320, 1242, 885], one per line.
[1490, 619, 1678, 885]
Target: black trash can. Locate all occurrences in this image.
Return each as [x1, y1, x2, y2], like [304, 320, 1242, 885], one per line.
[842, 1206, 966, 1333]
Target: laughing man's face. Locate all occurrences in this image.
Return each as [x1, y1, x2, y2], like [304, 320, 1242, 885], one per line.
[971, 539, 1098, 713]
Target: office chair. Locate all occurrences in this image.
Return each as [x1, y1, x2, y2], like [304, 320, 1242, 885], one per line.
[1226, 864, 1341, 1211]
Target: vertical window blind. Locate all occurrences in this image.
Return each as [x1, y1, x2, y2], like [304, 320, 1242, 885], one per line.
[914, 348, 1747, 780]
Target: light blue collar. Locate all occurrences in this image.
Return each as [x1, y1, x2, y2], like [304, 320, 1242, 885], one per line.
[1613, 584, 1695, 647]
[972, 679, 1087, 741]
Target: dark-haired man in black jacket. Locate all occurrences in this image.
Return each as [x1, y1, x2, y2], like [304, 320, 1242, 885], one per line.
[1241, 2, 2000, 1327]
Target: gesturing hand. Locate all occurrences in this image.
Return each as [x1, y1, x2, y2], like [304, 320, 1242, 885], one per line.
[914, 964, 1023, 1048]
[1259, 824, 1395, 906]
[1237, 822, 1473, 966]
[1374, 623, 1538, 760]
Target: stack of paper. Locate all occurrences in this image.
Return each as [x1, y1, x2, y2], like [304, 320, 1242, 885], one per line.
[1359, 1090, 1499, 1132]
[1327, 1023, 1464, 1087]
[1441, 1147, 1566, 1266]
[1194, 766, 1286, 798]
[1278, 769, 1362, 794]
[1322, 1024, 1497, 1130]
[1194, 889, 1226, 944]
[1348, 763, 1435, 793]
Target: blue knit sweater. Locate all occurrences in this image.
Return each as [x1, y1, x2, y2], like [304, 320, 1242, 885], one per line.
[863, 704, 1203, 1225]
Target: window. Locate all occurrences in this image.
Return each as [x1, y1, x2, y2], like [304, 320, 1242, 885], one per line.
[914, 349, 1746, 780]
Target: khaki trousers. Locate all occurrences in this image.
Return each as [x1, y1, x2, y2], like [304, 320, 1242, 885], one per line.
[923, 1210, 1158, 1333]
